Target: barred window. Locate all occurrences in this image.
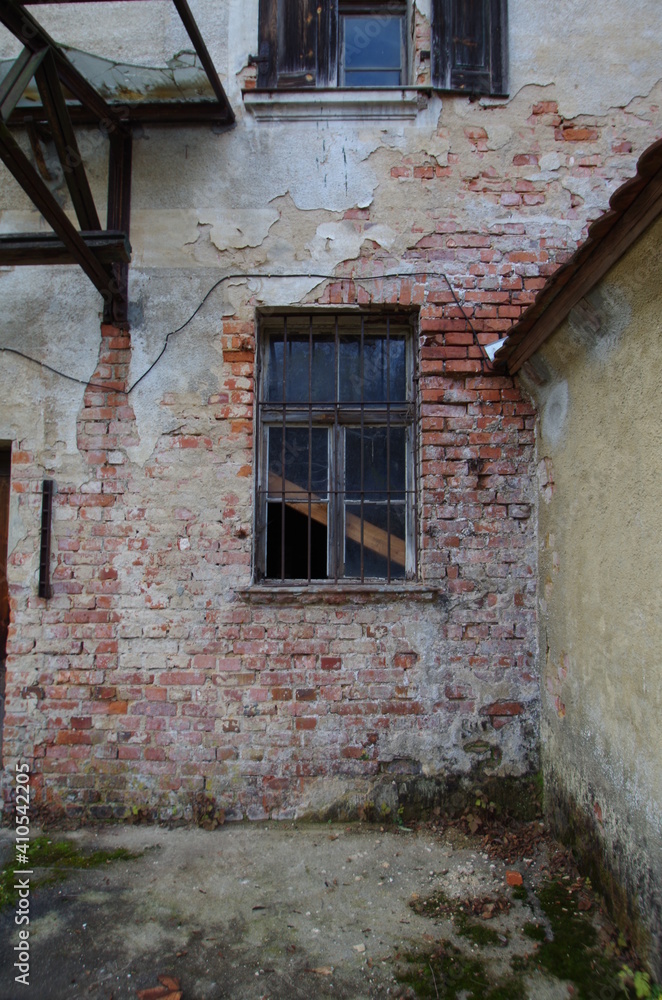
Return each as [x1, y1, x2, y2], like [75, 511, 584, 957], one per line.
[256, 313, 417, 584]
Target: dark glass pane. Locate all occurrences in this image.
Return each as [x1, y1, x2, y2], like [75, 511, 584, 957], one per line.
[339, 336, 407, 402]
[344, 502, 406, 579]
[267, 503, 328, 580]
[345, 427, 406, 500]
[310, 336, 336, 401]
[269, 427, 328, 496]
[267, 334, 335, 402]
[343, 16, 403, 71]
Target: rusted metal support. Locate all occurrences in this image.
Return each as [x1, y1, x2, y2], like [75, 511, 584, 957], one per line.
[172, 0, 235, 123]
[105, 129, 133, 324]
[0, 231, 131, 266]
[0, 2, 126, 132]
[35, 49, 102, 231]
[38, 480, 54, 601]
[0, 47, 48, 123]
[0, 119, 114, 297]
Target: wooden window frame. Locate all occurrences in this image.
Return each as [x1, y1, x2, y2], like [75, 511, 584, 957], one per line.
[256, 0, 409, 90]
[255, 312, 418, 585]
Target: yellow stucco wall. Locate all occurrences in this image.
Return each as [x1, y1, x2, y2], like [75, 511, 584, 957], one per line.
[524, 214, 662, 973]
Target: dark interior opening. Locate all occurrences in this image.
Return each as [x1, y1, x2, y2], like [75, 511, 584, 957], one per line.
[266, 503, 328, 581]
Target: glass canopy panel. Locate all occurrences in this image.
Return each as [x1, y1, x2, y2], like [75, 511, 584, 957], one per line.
[0, 47, 215, 109]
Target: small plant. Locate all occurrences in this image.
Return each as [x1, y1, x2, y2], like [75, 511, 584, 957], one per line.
[619, 966, 662, 999]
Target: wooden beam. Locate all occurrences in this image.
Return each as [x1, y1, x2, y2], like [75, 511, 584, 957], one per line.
[172, 0, 235, 123]
[268, 473, 406, 567]
[35, 49, 101, 230]
[0, 119, 113, 295]
[0, 2, 125, 130]
[506, 166, 662, 373]
[0, 46, 48, 123]
[0, 230, 131, 266]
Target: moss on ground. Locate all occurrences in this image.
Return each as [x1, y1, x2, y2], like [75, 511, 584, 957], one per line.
[0, 835, 140, 909]
[531, 878, 628, 999]
[396, 941, 526, 1000]
[398, 876, 660, 999]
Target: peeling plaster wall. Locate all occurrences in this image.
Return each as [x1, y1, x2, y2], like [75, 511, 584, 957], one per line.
[0, 0, 661, 822]
[524, 216, 662, 977]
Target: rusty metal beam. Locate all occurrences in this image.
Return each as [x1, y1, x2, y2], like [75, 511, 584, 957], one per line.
[0, 2, 125, 130]
[172, 0, 235, 123]
[34, 49, 101, 230]
[9, 100, 232, 128]
[0, 47, 48, 123]
[0, 230, 131, 266]
[105, 129, 132, 324]
[0, 118, 113, 296]
[14, 0, 235, 125]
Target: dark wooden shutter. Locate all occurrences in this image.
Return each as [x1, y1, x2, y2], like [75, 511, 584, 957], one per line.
[431, 0, 508, 96]
[257, 0, 337, 89]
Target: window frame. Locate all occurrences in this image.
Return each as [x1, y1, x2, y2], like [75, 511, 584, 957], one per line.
[255, 0, 508, 97]
[338, 1, 408, 89]
[254, 312, 418, 586]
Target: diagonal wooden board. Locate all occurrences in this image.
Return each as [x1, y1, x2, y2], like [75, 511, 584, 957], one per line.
[268, 473, 406, 567]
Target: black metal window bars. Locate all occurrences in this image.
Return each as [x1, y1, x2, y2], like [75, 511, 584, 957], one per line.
[257, 312, 417, 584]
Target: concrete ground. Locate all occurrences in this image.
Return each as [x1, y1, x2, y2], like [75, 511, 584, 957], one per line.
[0, 821, 615, 1000]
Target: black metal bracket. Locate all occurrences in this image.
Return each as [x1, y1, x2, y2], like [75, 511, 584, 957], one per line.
[38, 479, 54, 600]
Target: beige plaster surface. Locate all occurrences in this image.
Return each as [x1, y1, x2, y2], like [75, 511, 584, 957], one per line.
[526, 215, 662, 973]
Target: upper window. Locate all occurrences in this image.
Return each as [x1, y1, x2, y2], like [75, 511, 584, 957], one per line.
[255, 0, 507, 96]
[255, 313, 416, 585]
[339, 4, 407, 87]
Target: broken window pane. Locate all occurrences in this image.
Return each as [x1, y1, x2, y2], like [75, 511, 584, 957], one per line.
[344, 502, 406, 580]
[339, 335, 406, 403]
[268, 427, 328, 497]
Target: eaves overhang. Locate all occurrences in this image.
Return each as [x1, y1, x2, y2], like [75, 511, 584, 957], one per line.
[497, 138, 662, 375]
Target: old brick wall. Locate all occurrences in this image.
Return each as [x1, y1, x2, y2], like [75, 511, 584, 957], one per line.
[1, 0, 661, 820]
[2, 282, 538, 821]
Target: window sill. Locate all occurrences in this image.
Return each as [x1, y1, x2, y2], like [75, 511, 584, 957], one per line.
[242, 87, 431, 121]
[237, 582, 445, 603]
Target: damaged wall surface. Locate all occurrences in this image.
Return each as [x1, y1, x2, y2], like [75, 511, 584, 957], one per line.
[0, 0, 661, 823]
[523, 216, 662, 976]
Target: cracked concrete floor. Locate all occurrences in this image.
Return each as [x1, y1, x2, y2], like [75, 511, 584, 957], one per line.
[0, 822, 577, 999]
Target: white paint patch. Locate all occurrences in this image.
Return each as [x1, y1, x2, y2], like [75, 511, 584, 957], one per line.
[202, 208, 280, 252]
[541, 381, 569, 449]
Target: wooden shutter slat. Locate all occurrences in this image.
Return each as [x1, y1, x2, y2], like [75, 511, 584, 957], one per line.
[257, 0, 337, 89]
[277, 0, 318, 88]
[432, 0, 508, 96]
[257, 0, 278, 88]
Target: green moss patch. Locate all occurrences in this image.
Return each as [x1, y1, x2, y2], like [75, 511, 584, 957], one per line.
[530, 878, 624, 998]
[395, 941, 526, 1000]
[0, 836, 140, 909]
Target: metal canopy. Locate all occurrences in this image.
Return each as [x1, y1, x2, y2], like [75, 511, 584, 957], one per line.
[0, 0, 234, 323]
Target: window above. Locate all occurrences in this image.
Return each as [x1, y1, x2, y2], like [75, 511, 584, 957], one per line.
[256, 313, 417, 585]
[339, 4, 407, 88]
[255, 0, 507, 96]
